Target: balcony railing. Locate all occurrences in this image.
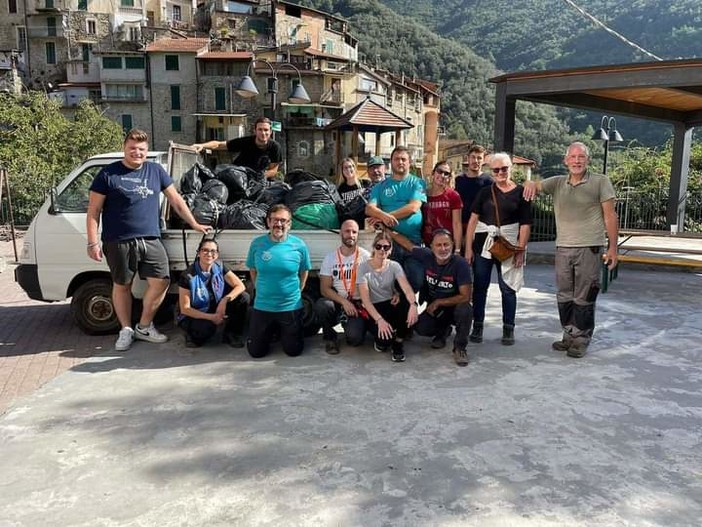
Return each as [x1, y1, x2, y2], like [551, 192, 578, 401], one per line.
[27, 26, 64, 38]
[284, 116, 333, 128]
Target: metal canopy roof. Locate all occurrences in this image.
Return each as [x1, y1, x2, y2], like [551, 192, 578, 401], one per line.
[489, 58, 702, 230]
[490, 58, 702, 126]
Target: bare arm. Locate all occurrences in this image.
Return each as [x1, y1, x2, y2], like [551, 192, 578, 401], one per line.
[192, 140, 226, 153]
[602, 198, 619, 269]
[178, 287, 216, 322]
[264, 163, 280, 180]
[395, 273, 418, 327]
[365, 203, 399, 227]
[387, 199, 422, 220]
[299, 270, 309, 291]
[163, 185, 210, 234]
[514, 223, 531, 268]
[451, 208, 462, 252]
[386, 229, 415, 252]
[321, 275, 358, 317]
[522, 180, 543, 201]
[464, 212, 480, 263]
[427, 283, 472, 314]
[86, 191, 105, 262]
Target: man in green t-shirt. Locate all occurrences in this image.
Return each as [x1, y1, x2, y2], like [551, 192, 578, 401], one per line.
[524, 142, 618, 358]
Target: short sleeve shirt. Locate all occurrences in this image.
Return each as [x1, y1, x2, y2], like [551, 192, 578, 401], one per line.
[369, 175, 427, 243]
[455, 174, 492, 224]
[471, 184, 533, 226]
[541, 171, 616, 247]
[89, 160, 172, 242]
[319, 247, 370, 300]
[225, 136, 282, 172]
[356, 259, 405, 304]
[246, 234, 312, 312]
[411, 248, 472, 300]
[421, 188, 463, 245]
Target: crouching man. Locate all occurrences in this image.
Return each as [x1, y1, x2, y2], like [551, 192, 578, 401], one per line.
[314, 219, 371, 354]
[387, 228, 473, 366]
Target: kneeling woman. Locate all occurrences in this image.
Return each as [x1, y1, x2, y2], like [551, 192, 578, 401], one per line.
[178, 238, 249, 348]
[357, 232, 418, 362]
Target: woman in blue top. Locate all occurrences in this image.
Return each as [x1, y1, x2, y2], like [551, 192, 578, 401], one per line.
[178, 238, 249, 348]
[246, 204, 312, 358]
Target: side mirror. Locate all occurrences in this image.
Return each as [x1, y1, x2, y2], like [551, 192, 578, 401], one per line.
[48, 187, 60, 215]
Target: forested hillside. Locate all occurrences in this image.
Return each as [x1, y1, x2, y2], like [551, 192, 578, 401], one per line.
[298, 0, 701, 166]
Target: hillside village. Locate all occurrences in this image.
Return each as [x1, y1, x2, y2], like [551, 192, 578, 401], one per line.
[0, 0, 441, 177]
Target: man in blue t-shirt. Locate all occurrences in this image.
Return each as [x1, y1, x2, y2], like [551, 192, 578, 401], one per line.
[387, 228, 473, 367]
[246, 204, 312, 358]
[87, 129, 209, 352]
[365, 145, 427, 291]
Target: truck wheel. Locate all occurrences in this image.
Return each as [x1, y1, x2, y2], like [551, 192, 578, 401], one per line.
[301, 280, 321, 337]
[71, 279, 119, 335]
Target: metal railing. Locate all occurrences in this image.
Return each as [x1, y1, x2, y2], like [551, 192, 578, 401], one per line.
[530, 190, 702, 241]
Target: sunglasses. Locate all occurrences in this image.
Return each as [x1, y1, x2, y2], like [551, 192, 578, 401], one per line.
[435, 169, 451, 177]
[374, 243, 392, 251]
[492, 166, 510, 174]
[200, 248, 218, 255]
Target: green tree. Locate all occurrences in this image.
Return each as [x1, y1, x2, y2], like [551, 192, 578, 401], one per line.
[0, 92, 123, 223]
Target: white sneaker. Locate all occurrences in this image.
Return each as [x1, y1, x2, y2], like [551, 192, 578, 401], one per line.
[115, 327, 135, 351]
[134, 323, 169, 344]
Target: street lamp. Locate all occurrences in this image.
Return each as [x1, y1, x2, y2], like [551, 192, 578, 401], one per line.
[592, 115, 623, 175]
[235, 58, 311, 120]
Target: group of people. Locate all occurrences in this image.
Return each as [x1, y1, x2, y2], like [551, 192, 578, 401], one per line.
[86, 123, 618, 366]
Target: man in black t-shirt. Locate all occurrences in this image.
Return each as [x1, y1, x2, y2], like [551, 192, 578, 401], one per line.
[192, 117, 282, 179]
[386, 228, 473, 366]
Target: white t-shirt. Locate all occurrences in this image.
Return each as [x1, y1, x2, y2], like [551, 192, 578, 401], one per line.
[319, 247, 370, 300]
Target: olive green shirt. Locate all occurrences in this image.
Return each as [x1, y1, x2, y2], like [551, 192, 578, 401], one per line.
[541, 170, 615, 247]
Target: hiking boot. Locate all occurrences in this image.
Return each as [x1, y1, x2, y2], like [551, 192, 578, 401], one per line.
[134, 323, 168, 344]
[501, 326, 515, 346]
[324, 339, 340, 355]
[391, 341, 406, 363]
[115, 327, 134, 351]
[223, 332, 245, 348]
[453, 347, 469, 367]
[551, 340, 571, 352]
[374, 341, 389, 353]
[469, 322, 483, 344]
[567, 343, 588, 359]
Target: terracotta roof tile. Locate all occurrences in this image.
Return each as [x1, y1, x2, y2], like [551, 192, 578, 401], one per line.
[198, 51, 254, 60]
[145, 38, 209, 53]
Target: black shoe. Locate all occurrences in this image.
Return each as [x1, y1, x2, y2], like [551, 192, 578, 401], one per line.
[391, 342, 406, 362]
[431, 334, 447, 349]
[374, 341, 390, 353]
[453, 347, 469, 367]
[469, 323, 483, 344]
[324, 339, 340, 355]
[223, 333, 245, 348]
[184, 334, 200, 349]
[501, 326, 515, 346]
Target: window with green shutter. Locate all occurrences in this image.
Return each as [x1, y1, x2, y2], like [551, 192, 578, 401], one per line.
[125, 56, 144, 69]
[170, 85, 180, 110]
[165, 55, 179, 71]
[102, 57, 122, 69]
[171, 116, 182, 132]
[214, 87, 226, 110]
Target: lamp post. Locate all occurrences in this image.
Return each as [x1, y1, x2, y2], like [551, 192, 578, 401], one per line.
[592, 115, 623, 175]
[235, 58, 311, 122]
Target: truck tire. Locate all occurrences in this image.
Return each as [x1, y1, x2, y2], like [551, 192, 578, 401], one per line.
[71, 278, 120, 335]
[301, 279, 322, 337]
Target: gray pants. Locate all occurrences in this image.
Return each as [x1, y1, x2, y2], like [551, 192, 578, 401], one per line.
[555, 246, 602, 348]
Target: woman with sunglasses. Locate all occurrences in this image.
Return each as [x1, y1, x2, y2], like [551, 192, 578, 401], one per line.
[177, 238, 249, 348]
[464, 153, 532, 346]
[337, 157, 371, 225]
[356, 233, 418, 362]
[422, 160, 463, 251]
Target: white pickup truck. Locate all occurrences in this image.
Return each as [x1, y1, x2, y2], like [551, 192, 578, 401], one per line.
[14, 145, 374, 335]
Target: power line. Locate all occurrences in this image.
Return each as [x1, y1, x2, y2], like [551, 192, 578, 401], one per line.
[562, 0, 663, 61]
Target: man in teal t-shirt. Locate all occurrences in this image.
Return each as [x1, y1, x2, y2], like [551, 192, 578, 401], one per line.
[246, 204, 312, 357]
[366, 145, 427, 291]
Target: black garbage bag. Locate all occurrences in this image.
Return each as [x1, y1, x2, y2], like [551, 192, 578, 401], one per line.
[180, 162, 215, 194]
[286, 180, 341, 212]
[336, 194, 367, 225]
[285, 169, 324, 186]
[201, 178, 229, 205]
[214, 164, 251, 203]
[218, 201, 269, 230]
[170, 193, 197, 229]
[191, 195, 223, 226]
[257, 181, 291, 206]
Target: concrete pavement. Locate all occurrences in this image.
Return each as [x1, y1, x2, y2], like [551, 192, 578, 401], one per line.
[1, 261, 701, 526]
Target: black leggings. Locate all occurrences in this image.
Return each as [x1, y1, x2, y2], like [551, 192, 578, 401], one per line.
[368, 297, 411, 348]
[247, 308, 304, 358]
[179, 293, 249, 346]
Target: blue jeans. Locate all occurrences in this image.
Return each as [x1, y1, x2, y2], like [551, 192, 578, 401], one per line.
[472, 254, 516, 327]
[390, 244, 424, 293]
